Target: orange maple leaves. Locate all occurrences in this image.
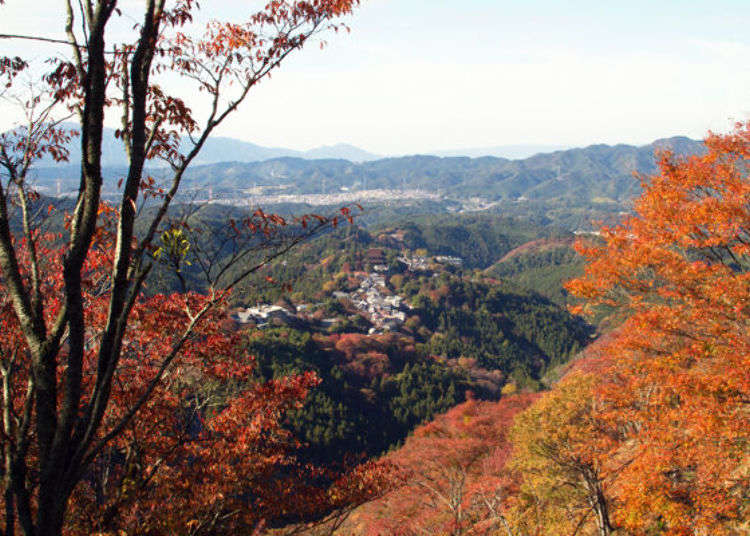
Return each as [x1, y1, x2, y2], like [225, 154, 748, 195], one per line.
[357, 394, 538, 536]
[563, 122, 750, 534]
[373, 122, 750, 535]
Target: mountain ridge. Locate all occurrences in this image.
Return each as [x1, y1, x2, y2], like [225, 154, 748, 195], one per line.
[30, 125, 383, 166]
[23, 122, 704, 167]
[28, 135, 704, 207]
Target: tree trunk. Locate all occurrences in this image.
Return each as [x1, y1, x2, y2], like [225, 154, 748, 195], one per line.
[593, 487, 614, 536]
[4, 477, 15, 536]
[583, 469, 613, 536]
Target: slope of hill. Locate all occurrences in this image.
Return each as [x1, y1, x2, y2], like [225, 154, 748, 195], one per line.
[234, 221, 593, 463]
[486, 239, 584, 305]
[29, 135, 704, 212]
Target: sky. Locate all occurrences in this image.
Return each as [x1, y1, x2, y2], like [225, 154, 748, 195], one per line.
[1, 0, 749, 155]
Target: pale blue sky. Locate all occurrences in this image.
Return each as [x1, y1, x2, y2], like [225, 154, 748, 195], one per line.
[1, 0, 749, 154]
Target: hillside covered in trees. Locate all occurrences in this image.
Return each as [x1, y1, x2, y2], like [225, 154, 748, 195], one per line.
[350, 124, 750, 536]
[29, 136, 704, 206]
[215, 215, 594, 465]
[0, 0, 746, 533]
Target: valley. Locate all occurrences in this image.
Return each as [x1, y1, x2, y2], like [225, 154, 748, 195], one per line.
[1, 0, 746, 533]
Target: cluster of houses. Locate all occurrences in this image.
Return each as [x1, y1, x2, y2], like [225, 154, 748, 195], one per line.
[335, 273, 408, 333]
[231, 303, 347, 331]
[396, 254, 464, 271]
[396, 255, 429, 272]
[231, 272, 408, 334]
[229, 250, 464, 334]
[434, 255, 464, 267]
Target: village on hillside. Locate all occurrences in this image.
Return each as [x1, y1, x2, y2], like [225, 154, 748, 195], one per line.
[229, 249, 464, 335]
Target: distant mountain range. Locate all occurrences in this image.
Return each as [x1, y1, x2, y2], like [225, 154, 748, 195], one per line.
[432, 144, 570, 159]
[28, 124, 685, 166]
[193, 139, 382, 164]
[28, 130, 704, 207]
[166, 136, 704, 202]
[32, 125, 382, 166]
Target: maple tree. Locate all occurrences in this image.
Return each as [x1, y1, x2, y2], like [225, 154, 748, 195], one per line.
[356, 394, 537, 536]
[0, 242, 392, 536]
[0, 1, 369, 535]
[565, 122, 750, 534]
[508, 371, 618, 536]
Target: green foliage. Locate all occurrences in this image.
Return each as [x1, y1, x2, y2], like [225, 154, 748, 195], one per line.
[245, 329, 471, 463]
[396, 214, 546, 269]
[410, 275, 591, 384]
[235, 213, 564, 304]
[142, 211, 595, 465]
[487, 244, 585, 305]
[154, 228, 191, 266]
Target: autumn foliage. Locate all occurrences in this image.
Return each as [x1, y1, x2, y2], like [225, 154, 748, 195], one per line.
[0, 234, 392, 536]
[2, 0, 749, 532]
[367, 123, 750, 536]
[0, 1, 382, 535]
[554, 123, 750, 534]
[354, 394, 538, 536]
[509, 371, 619, 536]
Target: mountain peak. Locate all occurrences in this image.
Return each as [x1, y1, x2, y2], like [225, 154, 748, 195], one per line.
[25, 124, 381, 166]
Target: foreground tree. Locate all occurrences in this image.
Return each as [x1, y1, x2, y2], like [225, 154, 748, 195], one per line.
[509, 372, 618, 536]
[0, 1, 364, 535]
[566, 123, 750, 534]
[0, 244, 391, 536]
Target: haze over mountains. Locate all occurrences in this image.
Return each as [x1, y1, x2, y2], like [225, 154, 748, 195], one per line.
[34, 126, 384, 166]
[33, 125, 638, 166]
[432, 144, 569, 159]
[30, 131, 704, 209]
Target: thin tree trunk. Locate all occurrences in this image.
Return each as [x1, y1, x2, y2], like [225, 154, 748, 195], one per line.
[583, 470, 613, 536]
[4, 477, 15, 536]
[593, 485, 614, 536]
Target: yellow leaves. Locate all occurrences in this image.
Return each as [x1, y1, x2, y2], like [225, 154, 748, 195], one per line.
[507, 373, 621, 535]
[556, 122, 750, 535]
[154, 228, 191, 268]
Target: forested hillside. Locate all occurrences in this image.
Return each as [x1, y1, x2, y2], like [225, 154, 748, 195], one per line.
[486, 238, 584, 305]
[355, 124, 750, 536]
[1, 0, 745, 533]
[29, 136, 703, 205]
[204, 214, 595, 465]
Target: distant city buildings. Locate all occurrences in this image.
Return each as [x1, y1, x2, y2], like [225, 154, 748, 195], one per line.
[202, 188, 441, 207]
